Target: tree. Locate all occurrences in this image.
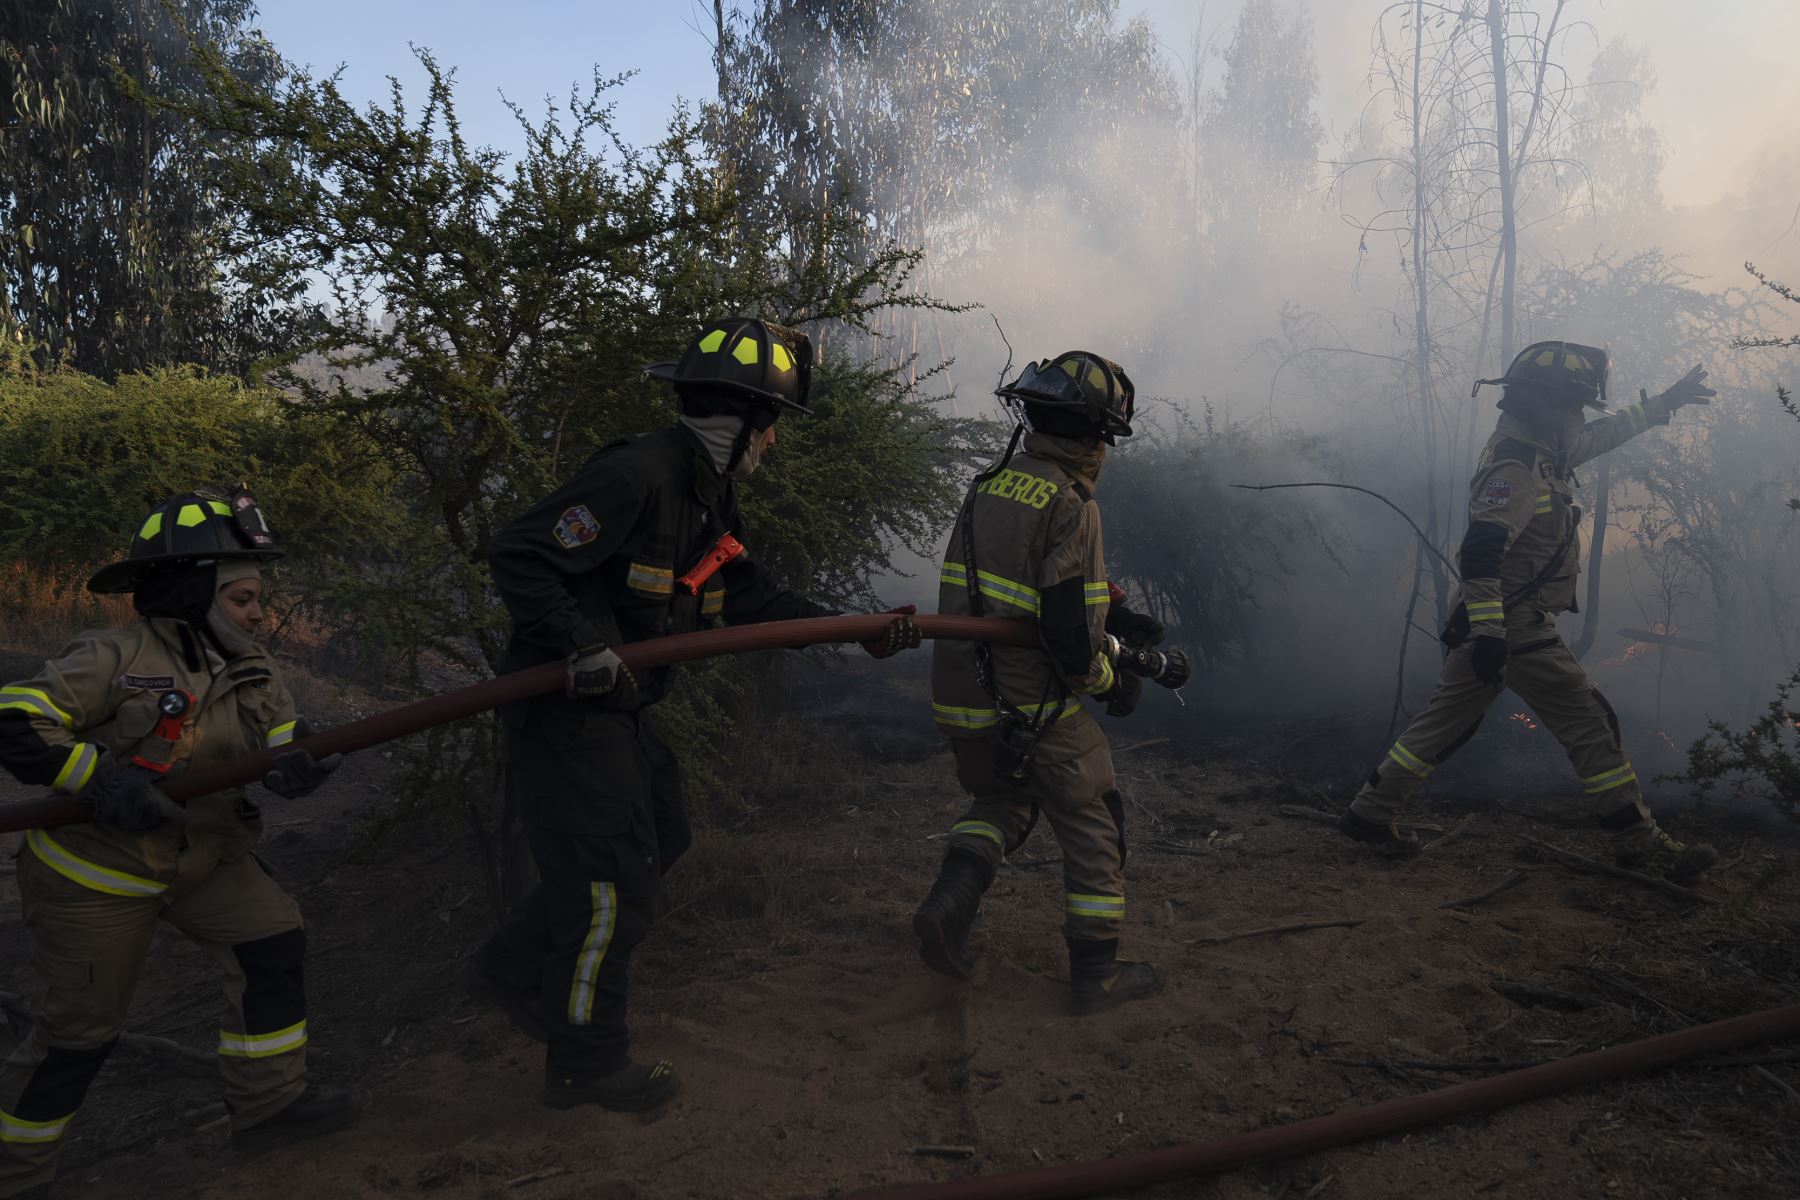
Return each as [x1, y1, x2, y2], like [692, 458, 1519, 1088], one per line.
[0, 0, 310, 375]
[1557, 38, 1666, 235]
[1193, 0, 1324, 238]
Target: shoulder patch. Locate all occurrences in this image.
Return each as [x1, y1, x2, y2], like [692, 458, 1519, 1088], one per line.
[1481, 478, 1513, 507]
[553, 505, 601, 550]
[119, 673, 176, 691]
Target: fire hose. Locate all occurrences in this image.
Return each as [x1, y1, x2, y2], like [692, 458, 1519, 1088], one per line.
[845, 1001, 1800, 1200]
[0, 615, 1039, 835]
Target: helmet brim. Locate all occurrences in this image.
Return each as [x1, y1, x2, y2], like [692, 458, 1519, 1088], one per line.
[647, 362, 815, 417]
[87, 549, 283, 595]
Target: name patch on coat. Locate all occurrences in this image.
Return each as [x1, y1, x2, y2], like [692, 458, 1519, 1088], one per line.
[553, 505, 601, 549]
[1481, 479, 1513, 507]
[118, 673, 176, 691]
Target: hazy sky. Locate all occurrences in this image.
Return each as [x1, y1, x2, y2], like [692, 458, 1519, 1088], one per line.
[255, 0, 1800, 213]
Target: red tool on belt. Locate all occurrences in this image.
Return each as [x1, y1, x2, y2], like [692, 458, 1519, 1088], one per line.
[131, 689, 195, 774]
[677, 533, 746, 595]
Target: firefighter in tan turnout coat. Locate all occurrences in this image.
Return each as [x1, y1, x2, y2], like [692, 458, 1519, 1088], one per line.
[0, 492, 354, 1198]
[1340, 342, 1719, 882]
[914, 351, 1177, 1015]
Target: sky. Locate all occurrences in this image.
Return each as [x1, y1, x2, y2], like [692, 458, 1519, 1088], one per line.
[254, 0, 1800, 212]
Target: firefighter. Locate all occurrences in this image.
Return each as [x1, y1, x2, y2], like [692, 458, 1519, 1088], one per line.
[913, 351, 1172, 1016]
[0, 491, 354, 1198]
[1340, 342, 1719, 882]
[471, 316, 920, 1113]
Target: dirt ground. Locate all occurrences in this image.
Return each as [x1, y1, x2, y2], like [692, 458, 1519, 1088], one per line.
[1, 648, 1797, 1200]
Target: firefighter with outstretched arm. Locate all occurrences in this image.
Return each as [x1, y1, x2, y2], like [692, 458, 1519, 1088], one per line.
[1338, 341, 1719, 882]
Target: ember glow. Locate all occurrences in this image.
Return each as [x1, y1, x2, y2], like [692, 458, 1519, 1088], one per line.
[1510, 712, 1539, 731]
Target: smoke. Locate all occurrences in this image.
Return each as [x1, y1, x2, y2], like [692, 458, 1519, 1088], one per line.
[746, 1, 1800, 798]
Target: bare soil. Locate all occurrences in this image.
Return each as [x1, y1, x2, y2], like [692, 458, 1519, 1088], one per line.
[1, 649, 1797, 1200]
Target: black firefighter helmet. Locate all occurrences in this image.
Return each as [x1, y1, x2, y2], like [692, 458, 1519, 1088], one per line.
[1000, 350, 1135, 443]
[87, 488, 281, 594]
[645, 317, 814, 426]
[1472, 340, 1610, 410]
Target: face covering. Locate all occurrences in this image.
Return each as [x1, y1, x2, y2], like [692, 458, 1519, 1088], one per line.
[682, 413, 769, 478]
[206, 562, 263, 659]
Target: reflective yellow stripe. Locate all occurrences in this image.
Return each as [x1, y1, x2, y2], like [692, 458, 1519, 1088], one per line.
[0, 1108, 73, 1144]
[701, 584, 725, 616]
[931, 698, 1083, 731]
[51, 743, 99, 794]
[265, 721, 297, 748]
[626, 563, 674, 595]
[1465, 601, 1504, 618]
[1065, 892, 1125, 916]
[26, 829, 167, 898]
[218, 1019, 308, 1059]
[1582, 763, 1638, 794]
[1079, 655, 1115, 696]
[1084, 582, 1112, 606]
[1386, 742, 1433, 778]
[0, 686, 74, 729]
[950, 820, 1005, 846]
[938, 563, 1041, 614]
[568, 882, 616, 1025]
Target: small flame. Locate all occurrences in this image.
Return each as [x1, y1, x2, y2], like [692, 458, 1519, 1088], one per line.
[1510, 711, 1539, 731]
[1600, 623, 1673, 669]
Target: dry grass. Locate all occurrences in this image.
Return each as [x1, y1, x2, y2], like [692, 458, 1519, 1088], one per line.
[0, 560, 133, 653]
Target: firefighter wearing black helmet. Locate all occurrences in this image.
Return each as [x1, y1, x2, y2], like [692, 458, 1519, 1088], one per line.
[913, 351, 1176, 1015]
[471, 317, 920, 1112]
[1338, 343, 1720, 883]
[0, 491, 354, 1197]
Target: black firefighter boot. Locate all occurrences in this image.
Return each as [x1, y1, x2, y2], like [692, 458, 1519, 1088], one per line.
[232, 1085, 361, 1155]
[912, 850, 993, 981]
[1068, 937, 1163, 1017]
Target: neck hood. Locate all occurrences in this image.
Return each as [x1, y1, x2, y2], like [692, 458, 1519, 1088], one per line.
[1023, 430, 1106, 489]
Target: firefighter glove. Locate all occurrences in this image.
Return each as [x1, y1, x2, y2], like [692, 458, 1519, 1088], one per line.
[1104, 601, 1165, 649]
[1657, 364, 1715, 412]
[1470, 634, 1508, 688]
[1102, 670, 1144, 718]
[85, 758, 186, 831]
[567, 642, 637, 703]
[263, 721, 343, 799]
[861, 605, 922, 659]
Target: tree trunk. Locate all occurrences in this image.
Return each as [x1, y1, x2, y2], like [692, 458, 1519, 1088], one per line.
[1411, 1, 1449, 626]
[1572, 456, 1609, 660]
[1488, 0, 1517, 370]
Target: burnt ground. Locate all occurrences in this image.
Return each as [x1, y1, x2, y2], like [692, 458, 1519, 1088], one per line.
[0, 647, 1798, 1200]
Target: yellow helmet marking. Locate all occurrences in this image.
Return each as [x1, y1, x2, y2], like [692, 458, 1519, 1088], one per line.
[697, 329, 727, 353]
[176, 503, 207, 528]
[771, 342, 793, 373]
[209, 500, 232, 516]
[731, 336, 759, 366]
[138, 512, 163, 540]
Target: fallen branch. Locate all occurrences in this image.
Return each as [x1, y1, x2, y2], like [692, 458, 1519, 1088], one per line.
[1518, 836, 1714, 905]
[0, 991, 213, 1078]
[1423, 814, 1475, 853]
[507, 1166, 570, 1188]
[912, 1146, 977, 1159]
[1491, 980, 1608, 1012]
[1438, 871, 1528, 910]
[1113, 737, 1170, 757]
[1190, 918, 1365, 947]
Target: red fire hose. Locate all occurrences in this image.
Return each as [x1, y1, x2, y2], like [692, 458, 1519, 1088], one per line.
[0, 614, 1036, 835]
[845, 1001, 1800, 1200]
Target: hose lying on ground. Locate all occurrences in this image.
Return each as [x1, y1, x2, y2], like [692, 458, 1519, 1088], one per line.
[844, 1001, 1800, 1200]
[0, 615, 1037, 834]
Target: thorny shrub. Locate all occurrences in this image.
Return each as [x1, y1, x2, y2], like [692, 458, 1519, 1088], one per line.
[1677, 665, 1800, 820]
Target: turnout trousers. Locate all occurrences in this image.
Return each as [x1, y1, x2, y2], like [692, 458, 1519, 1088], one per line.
[941, 725, 1127, 940]
[485, 701, 690, 1076]
[1350, 609, 1659, 848]
[0, 847, 307, 1198]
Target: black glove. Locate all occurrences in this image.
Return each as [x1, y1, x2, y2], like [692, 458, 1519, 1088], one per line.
[1470, 634, 1508, 688]
[861, 605, 922, 659]
[84, 758, 187, 832]
[1657, 364, 1716, 412]
[263, 720, 344, 799]
[1105, 601, 1165, 649]
[1102, 670, 1144, 718]
[567, 641, 637, 703]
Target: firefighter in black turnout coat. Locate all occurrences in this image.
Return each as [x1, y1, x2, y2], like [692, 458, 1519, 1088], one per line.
[472, 318, 919, 1112]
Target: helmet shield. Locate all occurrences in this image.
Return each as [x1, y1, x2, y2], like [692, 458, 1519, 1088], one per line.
[645, 317, 815, 418]
[999, 351, 1135, 442]
[87, 488, 282, 594]
[1473, 341, 1610, 409]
